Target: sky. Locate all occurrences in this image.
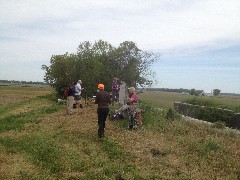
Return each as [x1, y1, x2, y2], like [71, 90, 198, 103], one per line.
[0, 0, 240, 93]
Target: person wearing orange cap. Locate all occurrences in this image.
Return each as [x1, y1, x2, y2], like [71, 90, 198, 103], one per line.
[95, 83, 111, 138]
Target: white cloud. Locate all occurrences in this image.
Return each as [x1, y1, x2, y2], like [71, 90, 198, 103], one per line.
[1, 0, 239, 51]
[0, 0, 240, 92]
[1, 0, 239, 57]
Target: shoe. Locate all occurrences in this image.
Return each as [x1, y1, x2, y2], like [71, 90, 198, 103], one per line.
[128, 125, 133, 130]
[98, 134, 104, 138]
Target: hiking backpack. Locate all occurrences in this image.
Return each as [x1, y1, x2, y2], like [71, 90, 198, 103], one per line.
[64, 87, 69, 97]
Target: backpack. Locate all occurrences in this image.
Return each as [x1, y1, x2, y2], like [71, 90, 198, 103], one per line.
[68, 85, 75, 95]
[64, 88, 69, 97]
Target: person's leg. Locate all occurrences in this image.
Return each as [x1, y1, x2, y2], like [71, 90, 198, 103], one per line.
[98, 108, 109, 137]
[132, 106, 138, 129]
[98, 109, 105, 138]
[102, 108, 109, 131]
[67, 96, 70, 114]
[79, 97, 83, 108]
[128, 105, 134, 129]
[132, 111, 138, 129]
[68, 96, 74, 114]
[116, 92, 119, 102]
[73, 95, 77, 108]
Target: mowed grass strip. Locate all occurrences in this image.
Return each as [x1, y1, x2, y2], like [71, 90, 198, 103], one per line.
[0, 105, 60, 132]
[0, 94, 57, 120]
[0, 129, 138, 179]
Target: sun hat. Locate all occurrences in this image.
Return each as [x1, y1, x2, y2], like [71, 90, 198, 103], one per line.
[128, 87, 135, 92]
[98, 83, 104, 89]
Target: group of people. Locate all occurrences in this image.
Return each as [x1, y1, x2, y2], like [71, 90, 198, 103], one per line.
[66, 80, 84, 115]
[95, 82, 138, 138]
[66, 78, 139, 138]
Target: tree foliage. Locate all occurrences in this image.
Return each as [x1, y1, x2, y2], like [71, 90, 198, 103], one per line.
[42, 40, 160, 97]
[213, 89, 221, 96]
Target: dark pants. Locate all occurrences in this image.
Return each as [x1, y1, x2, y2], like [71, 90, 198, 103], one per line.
[112, 92, 119, 102]
[97, 108, 109, 137]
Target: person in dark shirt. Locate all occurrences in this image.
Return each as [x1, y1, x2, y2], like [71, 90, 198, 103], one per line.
[95, 83, 111, 138]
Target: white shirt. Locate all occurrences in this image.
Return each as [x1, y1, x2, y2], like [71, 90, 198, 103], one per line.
[75, 83, 81, 95]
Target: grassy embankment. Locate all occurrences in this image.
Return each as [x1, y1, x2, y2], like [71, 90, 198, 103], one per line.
[0, 84, 240, 179]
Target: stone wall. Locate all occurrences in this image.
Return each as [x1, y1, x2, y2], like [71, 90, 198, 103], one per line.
[174, 102, 240, 130]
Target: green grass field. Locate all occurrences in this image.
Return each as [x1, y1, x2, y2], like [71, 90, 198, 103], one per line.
[0, 84, 240, 179]
[139, 90, 240, 110]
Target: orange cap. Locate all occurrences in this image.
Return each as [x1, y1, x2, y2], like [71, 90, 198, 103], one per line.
[98, 83, 104, 89]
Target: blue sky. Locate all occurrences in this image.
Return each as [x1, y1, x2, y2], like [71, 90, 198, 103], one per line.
[0, 0, 240, 93]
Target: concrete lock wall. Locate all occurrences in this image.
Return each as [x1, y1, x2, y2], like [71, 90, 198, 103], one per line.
[174, 102, 240, 130]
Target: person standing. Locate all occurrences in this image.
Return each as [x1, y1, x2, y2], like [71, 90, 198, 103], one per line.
[95, 83, 111, 138]
[74, 80, 84, 109]
[128, 87, 138, 129]
[67, 82, 75, 115]
[112, 78, 119, 103]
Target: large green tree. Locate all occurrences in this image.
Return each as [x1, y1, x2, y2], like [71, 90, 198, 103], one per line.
[42, 40, 159, 97]
[41, 53, 77, 94]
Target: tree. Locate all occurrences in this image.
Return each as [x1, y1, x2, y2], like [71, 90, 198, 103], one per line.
[190, 88, 196, 95]
[41, 53, 77, 96]
[42, 40, 159, 97]
[213, 89, 221, 96]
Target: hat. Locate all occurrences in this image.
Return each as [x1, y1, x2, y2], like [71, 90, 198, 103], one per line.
[128, 87, 135, 92]
[98, 83, 104, 89]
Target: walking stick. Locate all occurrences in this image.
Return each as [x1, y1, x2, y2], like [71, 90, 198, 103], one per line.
[84, 87, 87, 105]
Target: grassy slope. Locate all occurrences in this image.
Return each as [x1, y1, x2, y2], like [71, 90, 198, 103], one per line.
[0, 85, 240, 179]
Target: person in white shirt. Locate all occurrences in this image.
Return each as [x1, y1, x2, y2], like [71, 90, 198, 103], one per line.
[74, 80, 84, 109]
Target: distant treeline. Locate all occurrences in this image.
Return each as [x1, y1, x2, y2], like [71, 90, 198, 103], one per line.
[144, 88, 240, 96]
[1, 80, 239, 96]
[144, 88, 202, 94]
[0, 80, 46, 85]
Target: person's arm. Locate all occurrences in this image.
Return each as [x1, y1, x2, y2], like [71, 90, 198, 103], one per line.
[95, 93, 99, 104]
[107, 93, 111, 104]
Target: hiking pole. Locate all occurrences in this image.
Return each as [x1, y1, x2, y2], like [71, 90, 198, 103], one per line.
[84, 87, 87, 105]
[137, 87, 144, 94]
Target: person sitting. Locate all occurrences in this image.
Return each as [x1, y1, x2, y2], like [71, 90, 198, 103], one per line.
[114, 86, 138, 128]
